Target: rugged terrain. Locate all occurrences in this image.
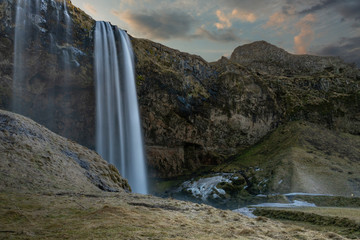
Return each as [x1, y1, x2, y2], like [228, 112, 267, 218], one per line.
[0, 109, 350, 239]
[133, 37, 360, 179]
[1, 0, 359, 182]
[1, 0, 360, 238]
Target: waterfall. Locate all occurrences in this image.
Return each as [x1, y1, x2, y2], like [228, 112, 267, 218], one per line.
[12, 0, 73, 132]
[12, 0, 41, 113]
[94, 21, 148, 194]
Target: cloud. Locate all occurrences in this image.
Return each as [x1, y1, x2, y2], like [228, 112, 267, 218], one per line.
[264, 12, 287, 28]
[294, 14, 316, 54]
[111, 7, 241, 42]
[83, 3, 97, 16]
[337, 1, 360, 22]
[192, 26, 241, 42]
[287, 0, 360, 24]
[215, 10, 232, 29]
[316, 36, 360, 67]
[231, 9, 257, 23]
[112, 10, 195, 40]
[214, 8, 257, 30]
[298, 0, 338, 15]
[222, 0, 282, 13]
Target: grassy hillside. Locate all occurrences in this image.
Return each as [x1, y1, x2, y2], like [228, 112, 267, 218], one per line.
[214, 121, 360, 196]
[254, 207, 360, 239]
[0, 192, 349, 240]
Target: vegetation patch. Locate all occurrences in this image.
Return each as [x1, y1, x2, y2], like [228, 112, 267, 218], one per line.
[254, 207, 360, 239]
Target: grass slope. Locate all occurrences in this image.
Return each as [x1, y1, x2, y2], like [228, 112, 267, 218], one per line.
[0, 192, 348, 240]
[214, 121, 360, 196]
[254, 207, 360, 239]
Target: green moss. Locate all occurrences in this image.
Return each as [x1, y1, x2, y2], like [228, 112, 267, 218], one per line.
[214, 121, 302, 172]
[68, 2, 95, 33]
[136, 74, 145, 87]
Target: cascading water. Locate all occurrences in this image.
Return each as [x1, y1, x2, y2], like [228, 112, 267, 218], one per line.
[62, 0, 72, 82]
[12, 0, 41, 113]
[12, 0, 73, 130]
[94, 21, 148, 194]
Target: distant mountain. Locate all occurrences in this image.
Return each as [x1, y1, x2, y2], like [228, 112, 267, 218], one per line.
[230, 40, 358, 76]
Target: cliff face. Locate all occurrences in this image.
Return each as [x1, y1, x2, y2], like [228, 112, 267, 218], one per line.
[0, 0, 95, 148]
[133, 39, 284, 177]
[133, 38, 360, 178]
[0, 0, 359, 180]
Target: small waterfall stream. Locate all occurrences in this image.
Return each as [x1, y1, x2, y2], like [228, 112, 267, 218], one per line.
[12, 0, 40, 113]
[94, 21, 148, 194]
[12, 0, 73, 130]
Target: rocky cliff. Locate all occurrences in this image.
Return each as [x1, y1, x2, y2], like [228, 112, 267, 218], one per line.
[133, 38, 360, 178]
[0, 0, 95, 148]
[0, 0, 359, 181]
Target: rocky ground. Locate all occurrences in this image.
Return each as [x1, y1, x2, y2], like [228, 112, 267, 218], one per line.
[0, 109, 351, 240]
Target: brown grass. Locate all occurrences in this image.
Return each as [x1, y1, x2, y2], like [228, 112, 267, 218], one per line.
[0, 192, 347, 240]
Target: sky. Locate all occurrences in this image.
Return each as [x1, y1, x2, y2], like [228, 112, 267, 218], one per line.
[71, 0, 360, 66]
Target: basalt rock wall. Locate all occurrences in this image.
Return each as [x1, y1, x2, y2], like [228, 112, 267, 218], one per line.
[0, 0, 95, 148]
[0, 0, 359, 179]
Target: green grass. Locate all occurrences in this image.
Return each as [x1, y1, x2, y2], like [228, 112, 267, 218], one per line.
[207, 120, 360, 196]
[213, 121, 303, 172]
[254, 207, 360, 239]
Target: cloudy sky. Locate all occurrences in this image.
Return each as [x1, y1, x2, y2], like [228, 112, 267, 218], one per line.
[71, 0, 360, 66]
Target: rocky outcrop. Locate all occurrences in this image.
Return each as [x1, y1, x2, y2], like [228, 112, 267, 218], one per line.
[0, 109, 130, 193]
[133, 39, 288, 178]
[230, 41, 359, 77]
[0, 0, 359, 180]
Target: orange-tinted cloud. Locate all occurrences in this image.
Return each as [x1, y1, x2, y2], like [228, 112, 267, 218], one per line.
[231, 9, 256, 23]
[294, 14, 316, 54]
[264, 12, 286, 28]
[83, 3, 97, 16]
[214, 8, 257, 29]
[215, 10, 232, 29]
